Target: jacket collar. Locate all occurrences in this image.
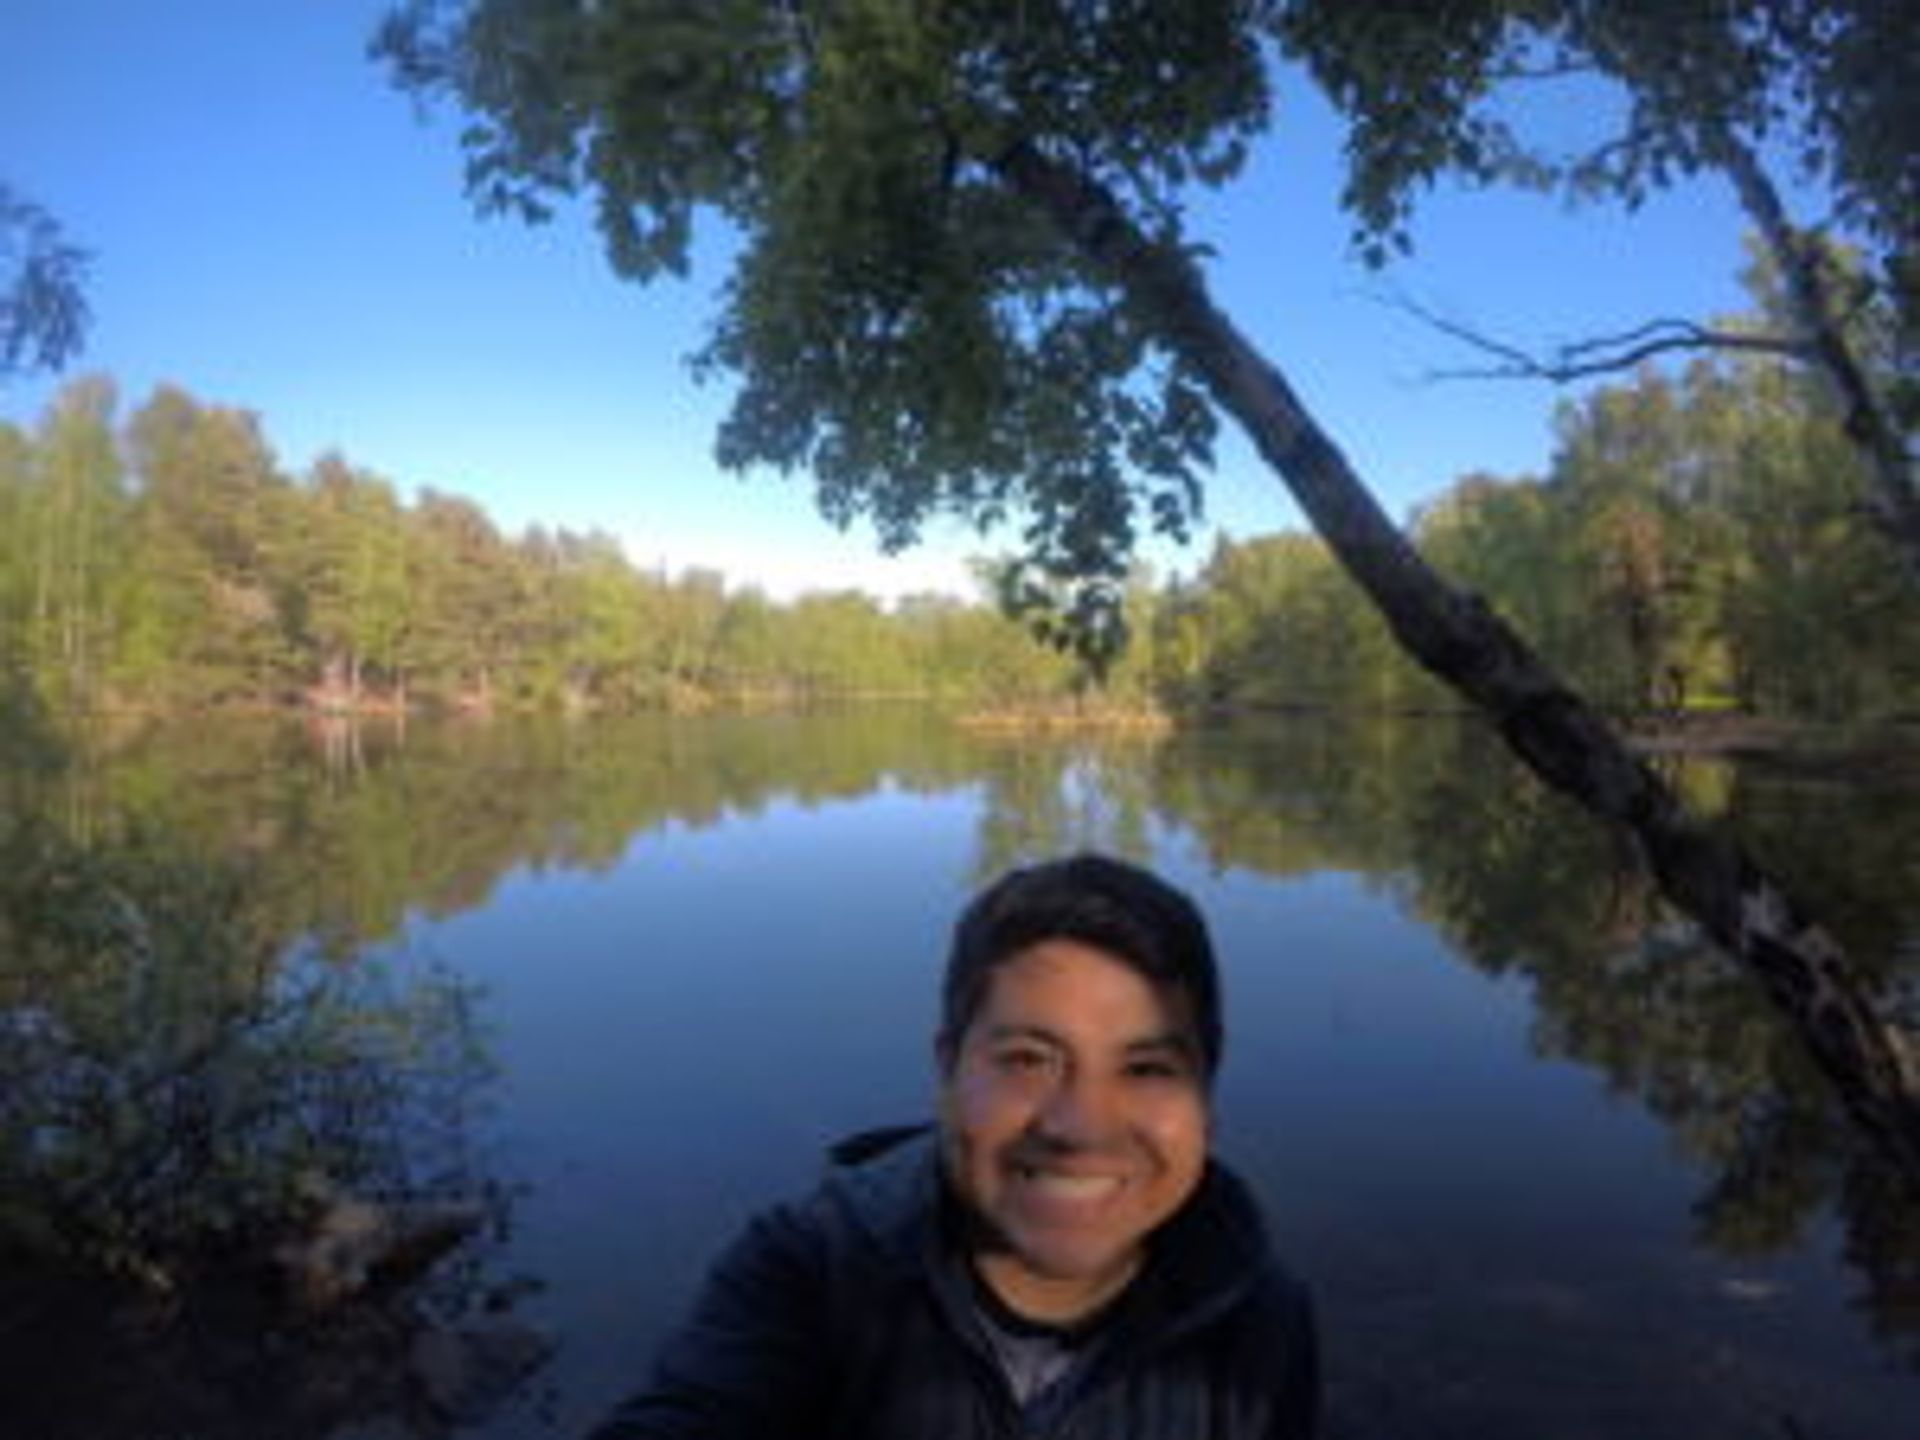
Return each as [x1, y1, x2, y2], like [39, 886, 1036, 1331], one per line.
[825, 1123, 944, 1276]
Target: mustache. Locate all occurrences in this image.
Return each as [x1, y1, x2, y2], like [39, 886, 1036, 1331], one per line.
[1001, 1130, 1131, 1164]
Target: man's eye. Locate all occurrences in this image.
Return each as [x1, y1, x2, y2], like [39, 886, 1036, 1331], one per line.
[993, 1048, 1051, 1074]
[1124, 1057, 1187, 1081]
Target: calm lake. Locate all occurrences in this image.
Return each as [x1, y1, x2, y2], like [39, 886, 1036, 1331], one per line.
[6, 708, 1918, 1438]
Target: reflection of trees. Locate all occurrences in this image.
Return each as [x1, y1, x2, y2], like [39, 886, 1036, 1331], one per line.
[23, 704, 1920, 1370]
[52, 708, 988, 959]
[1150, 715, 1456, 881]
[969, 736, 1159, 883]
[1153, 715, 1920, 1367]
[61, 710, 1182, 958]
[1, 694, 518, 1438]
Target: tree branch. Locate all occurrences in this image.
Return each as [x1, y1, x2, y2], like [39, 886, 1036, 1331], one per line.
[1386, 292, 1810, 382]
[1486, 56, 1597, 82]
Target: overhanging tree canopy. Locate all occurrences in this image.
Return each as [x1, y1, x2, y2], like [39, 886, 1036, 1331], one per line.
[1274, 0, 1920, 581]
[379, 0, 1274, 657]
[0, 183, 90, 381]
[375, 0, 1920, 1176]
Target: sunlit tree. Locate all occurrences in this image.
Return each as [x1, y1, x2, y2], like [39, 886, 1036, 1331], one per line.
[384, 0, 1920, 1147]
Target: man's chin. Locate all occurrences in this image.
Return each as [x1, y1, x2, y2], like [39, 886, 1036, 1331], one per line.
[993, 1232, 1141, 1293]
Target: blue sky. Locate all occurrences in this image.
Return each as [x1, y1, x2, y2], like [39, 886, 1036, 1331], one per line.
[4, 1, 1765, 600]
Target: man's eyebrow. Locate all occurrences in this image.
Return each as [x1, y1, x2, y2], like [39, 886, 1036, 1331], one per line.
[1126, 1033, 1199, 1060]
[980, 1023, 1066, 1046]
[979, 1025, 1197, 1057]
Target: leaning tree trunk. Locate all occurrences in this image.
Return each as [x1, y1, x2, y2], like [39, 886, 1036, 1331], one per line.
[993, 137, 1920, 1183]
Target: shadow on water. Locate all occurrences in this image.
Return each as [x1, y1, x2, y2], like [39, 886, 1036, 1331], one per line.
[4, 699, 1917, 1435]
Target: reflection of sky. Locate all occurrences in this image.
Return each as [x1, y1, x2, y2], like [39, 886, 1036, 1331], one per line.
[410, 781, 1916, 1440]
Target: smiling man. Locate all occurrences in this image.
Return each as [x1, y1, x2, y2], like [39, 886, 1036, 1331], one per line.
[587, 854, 1319, 1438]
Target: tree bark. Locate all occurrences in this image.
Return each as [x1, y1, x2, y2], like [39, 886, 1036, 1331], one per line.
[992, 137, 1920, 1183]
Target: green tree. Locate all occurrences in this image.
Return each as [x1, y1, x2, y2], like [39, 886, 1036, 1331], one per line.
[25, 376, 128, 706]
[0, 421, 38, 666]
[1173, 532, 1427, 714]
[709, 585, 788, 699]
[2, 375, 1105, 716]
[1412, 350, 1918, 722]
[403, 489, 519, 708]
[378, 0, 1920, 1171]
[1683, 356, 1919, 717]
[295, 454, 412, 708]
[1275, 0, 1920, 581]
[659, 567, 728, 699]
[890, 586, 1078, 707]
[1414, 474, 1582, 690]
[125, 386, 297, 703]
[556, 529, 649, 706]
[1547, 375, 1724, 714]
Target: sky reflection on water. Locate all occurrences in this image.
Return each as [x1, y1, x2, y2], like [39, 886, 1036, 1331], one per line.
[380, 723, 1917, 1440]
[13, 711, 1915, 1438]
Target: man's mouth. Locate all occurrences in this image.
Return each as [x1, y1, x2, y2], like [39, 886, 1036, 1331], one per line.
[1011, 1165, 1126, 1204]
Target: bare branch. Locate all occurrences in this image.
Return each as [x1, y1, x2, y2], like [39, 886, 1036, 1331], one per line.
[1383, 290, 1808, 383]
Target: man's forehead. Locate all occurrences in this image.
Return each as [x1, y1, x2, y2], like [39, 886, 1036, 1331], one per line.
[975, 948, 1198, 1036]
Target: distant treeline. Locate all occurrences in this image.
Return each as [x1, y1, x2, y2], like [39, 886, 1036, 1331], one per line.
[3, 335, 1915, 721]
[0, 378, 1128, 714]
[1166, 344, 1920, 723]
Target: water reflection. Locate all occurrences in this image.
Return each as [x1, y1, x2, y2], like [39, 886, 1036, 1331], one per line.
[0, 713, 531, 1439]
[1157, 718, 1920, 1373]
[8, 707, 1918, 1433]
[969, 734, 1161, 880]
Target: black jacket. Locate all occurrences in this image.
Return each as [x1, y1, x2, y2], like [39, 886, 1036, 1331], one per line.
[586, 1126, 1319, 1439]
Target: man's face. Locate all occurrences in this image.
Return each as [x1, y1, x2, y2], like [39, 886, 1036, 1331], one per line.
[937, 937, 1210, 1323]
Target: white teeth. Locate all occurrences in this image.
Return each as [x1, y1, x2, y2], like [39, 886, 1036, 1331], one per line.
[1021, 1171, 1121, 1201]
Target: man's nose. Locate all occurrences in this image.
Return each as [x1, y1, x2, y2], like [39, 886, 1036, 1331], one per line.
[1032, 1069, 1121, 1147]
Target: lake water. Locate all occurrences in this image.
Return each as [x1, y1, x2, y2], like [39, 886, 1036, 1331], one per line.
[6, 709, 1918, 1438]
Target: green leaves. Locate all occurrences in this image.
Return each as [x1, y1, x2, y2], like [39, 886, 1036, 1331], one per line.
[377, 1, 1273, 664]
[0, 183, 91, 380]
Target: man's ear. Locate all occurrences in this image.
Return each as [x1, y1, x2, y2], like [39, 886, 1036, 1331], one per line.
[932, 1031, 957, 1076]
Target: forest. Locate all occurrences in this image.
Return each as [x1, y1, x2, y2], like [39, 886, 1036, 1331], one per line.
[0, 376, 1113, 714]
[3, 296, 1915, 725]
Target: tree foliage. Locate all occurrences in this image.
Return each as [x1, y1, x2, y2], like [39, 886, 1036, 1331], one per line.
[1275, 0, 1920, 573]
[0, 376, 1093, 714]
[377, 0, 1289, 662]
[0, 183, 90, 381]
[1275, 2, 1914, 253]
[373, 1, 1920, 1168]
[1181, 347, 1920, 721]
[377, 0, 1920, 634]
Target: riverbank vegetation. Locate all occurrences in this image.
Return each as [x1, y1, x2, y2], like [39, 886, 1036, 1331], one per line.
[0, 376, 1153, 717]
[6, 303, 1914, 733]
[1163, 324, 1920, 726]
[0, 677, 538, 1436]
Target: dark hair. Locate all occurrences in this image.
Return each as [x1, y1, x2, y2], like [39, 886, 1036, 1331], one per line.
[938, 853, 1223, 1078]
